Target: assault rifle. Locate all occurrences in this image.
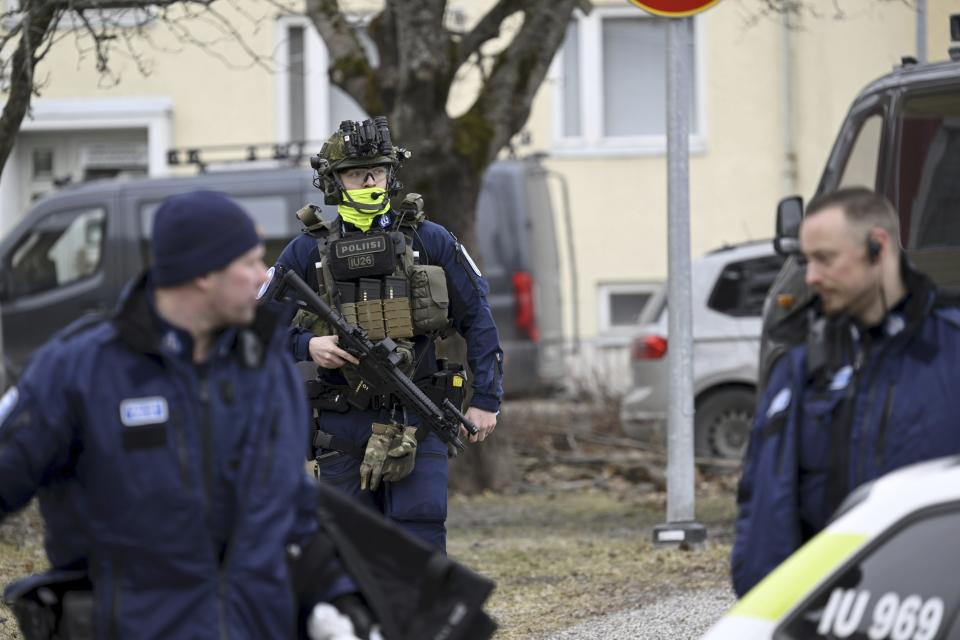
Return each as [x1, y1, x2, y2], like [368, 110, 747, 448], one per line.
[272, 268, 477, 454]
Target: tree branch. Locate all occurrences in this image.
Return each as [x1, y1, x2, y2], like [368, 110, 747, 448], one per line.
[304, 0, 378, 111]
[456, 0, 579, 166]
[0, 1, 62, 178]
[455, 0, 525, 68]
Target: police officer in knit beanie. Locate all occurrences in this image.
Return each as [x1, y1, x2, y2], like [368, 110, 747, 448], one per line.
[151, 190, 261, 287]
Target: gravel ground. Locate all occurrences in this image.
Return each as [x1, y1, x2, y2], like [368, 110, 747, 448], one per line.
[546, 587, 735, 640]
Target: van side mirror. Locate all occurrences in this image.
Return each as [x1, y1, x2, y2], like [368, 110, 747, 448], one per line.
[774, 196, 804, 256]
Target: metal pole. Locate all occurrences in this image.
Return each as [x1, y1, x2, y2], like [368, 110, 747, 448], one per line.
[653, 15, 705, 548]
[916, 0, 927, 64]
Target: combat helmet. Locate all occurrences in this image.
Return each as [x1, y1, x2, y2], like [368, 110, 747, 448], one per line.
[310, 116, 410, 205]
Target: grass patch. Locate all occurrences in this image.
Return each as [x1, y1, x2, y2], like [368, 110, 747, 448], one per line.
[448, 486, 737, 639]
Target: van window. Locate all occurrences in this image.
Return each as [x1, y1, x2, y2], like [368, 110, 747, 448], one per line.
[7, 208, 106, 298]
[838, 112, 884, 190]
[708, 254, 785, 318]
[139, 195, 292, 266]
[896, 92, 960, 250]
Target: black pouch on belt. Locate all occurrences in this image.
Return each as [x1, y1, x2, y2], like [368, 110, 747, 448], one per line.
[4, 570, 93, 640]
[306, 378, 350, 413]
[420, 360, 468, 414]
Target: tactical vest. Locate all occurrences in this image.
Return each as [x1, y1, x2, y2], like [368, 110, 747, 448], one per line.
[292, 195, 451, 369]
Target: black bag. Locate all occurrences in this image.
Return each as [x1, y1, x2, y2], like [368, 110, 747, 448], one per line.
[291, 483, 497, 640]
[3, 570, 93, 640]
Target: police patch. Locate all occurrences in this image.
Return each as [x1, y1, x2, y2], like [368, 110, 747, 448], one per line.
[120, 397, 169, 427]
[460, 246, 482, 277]
[0, 386, 19, 428]
[256, 266, 276, 300]
[829, 365, 853, 391]
[766, 387, 791, 418]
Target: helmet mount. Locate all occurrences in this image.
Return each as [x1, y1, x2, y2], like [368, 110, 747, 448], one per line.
[310, 116, 411, 206]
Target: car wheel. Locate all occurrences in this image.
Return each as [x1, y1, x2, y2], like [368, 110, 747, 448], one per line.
[694, 388, 754, 460]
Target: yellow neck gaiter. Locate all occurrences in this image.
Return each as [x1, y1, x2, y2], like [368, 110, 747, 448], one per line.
[338, 187, 391, 232]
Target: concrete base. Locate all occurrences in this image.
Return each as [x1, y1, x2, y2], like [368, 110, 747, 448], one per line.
[652, 521, 708, 549]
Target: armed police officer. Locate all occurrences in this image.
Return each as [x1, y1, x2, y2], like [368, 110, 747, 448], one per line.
[274, 117, 503, 551]
[0, 192, 367, 639]
[732, 188, 960, 596]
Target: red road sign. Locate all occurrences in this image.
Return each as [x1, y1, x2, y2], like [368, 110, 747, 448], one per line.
[627, 0, 722, 17]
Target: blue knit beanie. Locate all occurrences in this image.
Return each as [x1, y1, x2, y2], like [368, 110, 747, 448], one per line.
[151, 191, 261, 287]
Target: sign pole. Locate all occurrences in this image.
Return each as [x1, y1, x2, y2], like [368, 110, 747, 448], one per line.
[629, 0, 719, 548]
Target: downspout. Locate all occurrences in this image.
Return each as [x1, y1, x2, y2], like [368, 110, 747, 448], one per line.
[916, 0, 927, 63]
[546, 169, 580, 355]
[781, 10, 799, 195]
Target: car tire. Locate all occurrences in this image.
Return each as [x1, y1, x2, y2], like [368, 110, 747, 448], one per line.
[694, 388, 754, 460]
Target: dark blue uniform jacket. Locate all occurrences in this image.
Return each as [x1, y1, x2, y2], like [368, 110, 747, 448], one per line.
[732, 266, 960, 597]
[0, 273, 324, 639]
[276, 215, 503, 413]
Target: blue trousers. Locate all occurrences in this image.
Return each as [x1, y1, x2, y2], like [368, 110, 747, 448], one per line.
[316, 408, 449, 551]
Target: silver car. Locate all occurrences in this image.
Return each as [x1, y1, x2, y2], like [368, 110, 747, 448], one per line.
[619, 241, 785, 459]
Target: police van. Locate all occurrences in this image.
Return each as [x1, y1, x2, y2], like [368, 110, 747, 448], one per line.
[0, 156, 564, 394]
[761, 18, 960, 384]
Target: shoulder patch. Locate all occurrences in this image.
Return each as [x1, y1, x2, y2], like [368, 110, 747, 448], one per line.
[459, 245, 482, 277]
[766, 387, 791, 419]
[120, 397, 169, 427]
[0, 387, 20, 428]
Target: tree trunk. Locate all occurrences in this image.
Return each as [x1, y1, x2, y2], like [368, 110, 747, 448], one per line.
[0, 3, 60, 178]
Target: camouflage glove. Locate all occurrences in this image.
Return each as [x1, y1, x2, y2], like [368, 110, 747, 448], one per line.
[359, 423, 401, 491]
[381, 426, 418, 483]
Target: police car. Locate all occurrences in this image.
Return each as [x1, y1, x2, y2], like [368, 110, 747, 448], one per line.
[703, 455, 960, 639]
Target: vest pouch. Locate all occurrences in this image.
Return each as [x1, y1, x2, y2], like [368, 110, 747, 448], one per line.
[336, 282, 360, 327]
[293, 307, 333, 337]
[356, 278, 386, 340]
[383, 275, 414, 339]
[409, 265, 449, 333]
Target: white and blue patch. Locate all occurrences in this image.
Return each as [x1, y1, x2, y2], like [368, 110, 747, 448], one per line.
[0, 386, 20, 428]
[829, 365, 853, 391]
[379, 213, 393, 229]
[256, 266, 276, 300]
[885, 313, 905, 337]
[766, 387, 791, 419]
[460, 246, 482, 277]
[120, 397, 169, 427]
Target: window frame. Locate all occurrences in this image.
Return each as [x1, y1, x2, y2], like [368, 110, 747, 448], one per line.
[550, 6, 708, 157]
[597, 281, 662, 339]
[274, 14, 374, 146]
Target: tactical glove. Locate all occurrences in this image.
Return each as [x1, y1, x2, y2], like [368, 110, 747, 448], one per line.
[359, 423, 399, 491]
[381, 426, 418, 483]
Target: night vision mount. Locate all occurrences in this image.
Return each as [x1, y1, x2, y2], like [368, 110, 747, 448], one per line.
[310, 116, 411, 205]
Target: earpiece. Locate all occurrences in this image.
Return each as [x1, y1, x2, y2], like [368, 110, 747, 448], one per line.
[866, 234, 881, 264]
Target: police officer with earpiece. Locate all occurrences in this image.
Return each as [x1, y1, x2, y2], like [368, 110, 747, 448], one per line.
[274, 117, 503, 551]
[733, 188, 960, 597]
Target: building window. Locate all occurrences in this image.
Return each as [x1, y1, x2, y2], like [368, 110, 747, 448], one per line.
[277, 18, 373, 145]
[555, 8, 703, 155]
[598, 282, 660, 334]
[288, 25, 307, 142]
